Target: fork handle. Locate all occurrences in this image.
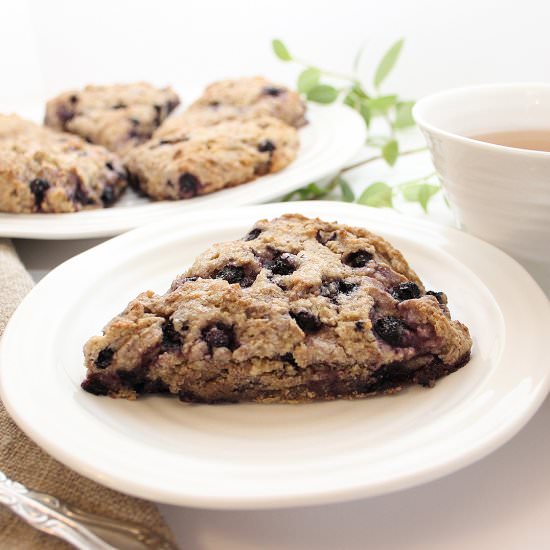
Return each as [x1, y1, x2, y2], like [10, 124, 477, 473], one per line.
[0, 470, 177, 549]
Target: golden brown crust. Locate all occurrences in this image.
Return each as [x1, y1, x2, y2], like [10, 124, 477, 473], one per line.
[124, 117, 299, 200]
[45, 82, 180, 154]
[82, 214, 472, 403]
[0, 115, 126, 213]
[156, 76, 306, 138]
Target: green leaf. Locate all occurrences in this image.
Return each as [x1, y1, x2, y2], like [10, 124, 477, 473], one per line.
[359, 102, 371, 127]
[351, 82, 369, 99]
[367, 95, 398, 113]
[374, 38, 404, 88]
[357, 182, 393, 208]
[344, 92, 358, 109]
[353, 46, 365, 74]
[382, 139, 399, 166]
[272, 39, 292, 61]
[418, 185, 434, 212]
[307, 84, 339, 104]
[394, 101, 416, 129]
[304, 182, 327, 197]
[400, 181, 440, 212]
[366, 135, 390, 147]
[297, 68, 321, 94]
[401, 181, 439, 201]
[336, 176, 355, 202]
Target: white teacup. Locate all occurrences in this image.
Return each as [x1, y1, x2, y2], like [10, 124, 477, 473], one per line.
[413, 84, 550, 294]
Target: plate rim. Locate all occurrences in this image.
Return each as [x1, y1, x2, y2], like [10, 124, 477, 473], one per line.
[0, 103, 366, 240]
[1, 201, 549, 509]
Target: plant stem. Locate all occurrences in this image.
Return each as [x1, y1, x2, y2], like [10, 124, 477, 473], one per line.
[341, 146, 427, 173]
[293, 57, 357, 82]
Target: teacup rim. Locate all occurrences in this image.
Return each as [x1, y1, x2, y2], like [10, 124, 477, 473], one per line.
[413, 83, 550, 158]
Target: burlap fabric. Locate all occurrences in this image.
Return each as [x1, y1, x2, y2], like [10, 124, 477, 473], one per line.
[0, 239, 176, 549]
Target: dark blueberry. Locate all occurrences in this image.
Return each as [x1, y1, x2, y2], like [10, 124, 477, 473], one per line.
[217, 264, 257, 288]
[263, 86, 284, 96]
[365, 362, 413, 392]
[105, 161, 114, 171]
[202, 323, 237, 352]
[95, 347, 114, 369]
[166, 99, 179, 113]
[338, 280, 357, 294]
[344, 249, 373, 268]
[355, 321, 364, 331]
[269, 253, 297, 275]
[117, 368, 147, 393]
[145, 379, 170, 394]
[281, 352, 298, 367]
[69, 95, 78, 104]
[291, 311, 323, 334]
[112, 103, 127, 109]
[100, 185, 116, 206]
[391, 282, 421, 301]
[426, 290, 447, 304]
[81, 374, 110, 396]
[74, 183, 95, 206]
[320, 280, 357, 300]
[316, 230, 337, 245]
[153, 103, 162, 124]
[29, 178, 50, 207]
[162, 319, 183, 349]
[373, 317, 411, 347]
[214, 265, 245, 285]
[127, 171, 141, 192]
[178, 172, 199, 199]
[243, 227, 262, 241]
[57, 104, 74, 125]
[258, 139, 276, 153]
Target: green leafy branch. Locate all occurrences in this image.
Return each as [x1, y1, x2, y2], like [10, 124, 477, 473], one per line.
[272, 38, 442, 213]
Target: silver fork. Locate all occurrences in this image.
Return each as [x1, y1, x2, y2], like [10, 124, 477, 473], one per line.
[0, 470, 178, 549]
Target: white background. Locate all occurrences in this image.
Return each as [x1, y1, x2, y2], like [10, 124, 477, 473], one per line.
[3, 1, 550, 548]
[1, 0, 549, 102]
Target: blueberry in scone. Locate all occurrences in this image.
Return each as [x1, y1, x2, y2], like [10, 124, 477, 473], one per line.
[82, 214, 472, 403]
[0, 115, 127, 214]
[45, 83, 180, 154]
[155, 76, 306, 137]
[124, 116, 299, 200]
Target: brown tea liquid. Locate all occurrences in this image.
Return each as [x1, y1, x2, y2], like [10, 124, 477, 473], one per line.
[471, 129, 550, 152]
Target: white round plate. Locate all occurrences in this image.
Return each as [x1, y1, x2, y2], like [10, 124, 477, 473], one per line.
[1, 202, 549, 509]
[0, 104, 365, 239]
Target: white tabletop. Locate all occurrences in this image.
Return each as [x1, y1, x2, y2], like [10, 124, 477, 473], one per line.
[13, 149, 550, 550]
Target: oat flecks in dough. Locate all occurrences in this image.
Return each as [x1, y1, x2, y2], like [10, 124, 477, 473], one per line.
[82, 214, 472, 403]
[0, 114, 127, 214]
[45, 82, 180, 154]
[124, 116, 299, 200]
[156, 76, 306, 138]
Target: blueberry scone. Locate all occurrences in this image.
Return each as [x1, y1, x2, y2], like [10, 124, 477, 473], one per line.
[155, 76, 306, 137]
[82, 214, 472, 403]
[124, 116, 299, 200]
[0, 115, 126, 213]
[45, 82, 180, 154]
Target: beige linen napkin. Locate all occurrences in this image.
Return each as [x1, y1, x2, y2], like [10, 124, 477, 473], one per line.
[0, 239, 176, 549]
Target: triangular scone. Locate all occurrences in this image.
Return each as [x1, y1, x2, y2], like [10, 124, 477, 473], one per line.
[82, 214, 472, 403]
